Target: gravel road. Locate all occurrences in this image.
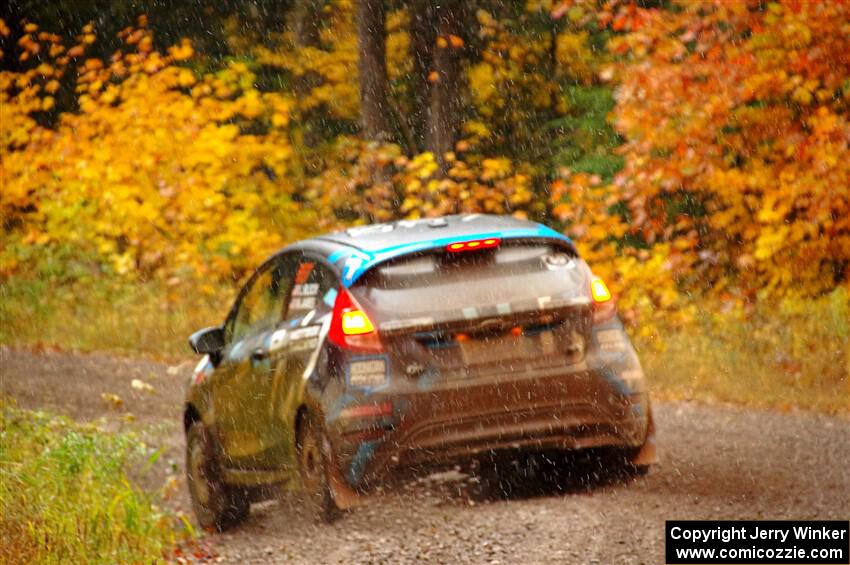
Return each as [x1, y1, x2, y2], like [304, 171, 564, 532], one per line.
[2, 346, 848, 564]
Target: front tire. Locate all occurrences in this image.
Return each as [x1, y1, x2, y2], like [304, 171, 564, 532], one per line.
[185, 421, 249, 531]
[296, 413, 340, 523]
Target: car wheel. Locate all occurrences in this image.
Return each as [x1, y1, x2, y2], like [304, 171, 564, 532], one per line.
[186, 420, 249, 531]
[296, 413, 340, 523]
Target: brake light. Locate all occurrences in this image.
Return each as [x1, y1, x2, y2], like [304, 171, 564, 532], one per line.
[329, 287, 383, 352]
[446, 238, 500, 252]
[590, 276, 616, 323]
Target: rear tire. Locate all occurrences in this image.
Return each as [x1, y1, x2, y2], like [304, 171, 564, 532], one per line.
[186, 421, 249, 531]
[296, 413, 340, 523]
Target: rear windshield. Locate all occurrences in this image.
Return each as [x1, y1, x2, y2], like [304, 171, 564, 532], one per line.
[352, 242, 588, 322]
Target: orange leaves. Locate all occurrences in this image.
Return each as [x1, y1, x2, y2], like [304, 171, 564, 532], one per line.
[549, 171, 626, 241]
[542, 1, 847, 329]
[436, 34, 464, 49]
[549, 165, 688, 329]
[604, 0, 850, 299]
[66, 45, 85, 58]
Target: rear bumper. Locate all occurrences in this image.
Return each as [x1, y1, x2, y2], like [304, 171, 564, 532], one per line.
[326, 366, 651, 490]
[392, 397, 648, 466]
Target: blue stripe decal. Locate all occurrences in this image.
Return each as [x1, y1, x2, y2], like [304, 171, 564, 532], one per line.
[347, 440, 381, 486]
[333, 225, 572, 287]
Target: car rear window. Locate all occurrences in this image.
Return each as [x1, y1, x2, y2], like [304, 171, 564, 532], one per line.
[351, 241, 588, 322]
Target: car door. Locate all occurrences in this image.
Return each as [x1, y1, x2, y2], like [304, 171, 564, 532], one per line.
[214, 256, 294, 469]
[265, 255, 339, 471]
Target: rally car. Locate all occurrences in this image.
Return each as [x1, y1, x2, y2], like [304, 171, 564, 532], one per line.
[184, 214, 656, 528]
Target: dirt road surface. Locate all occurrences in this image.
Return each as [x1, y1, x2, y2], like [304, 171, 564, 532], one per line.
[2, 346, 848, 564]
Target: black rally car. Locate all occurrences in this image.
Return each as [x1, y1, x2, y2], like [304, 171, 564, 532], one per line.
[185, 214, 656, 528]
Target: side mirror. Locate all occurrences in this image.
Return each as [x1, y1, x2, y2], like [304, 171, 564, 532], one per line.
[189, 326, 225, 355]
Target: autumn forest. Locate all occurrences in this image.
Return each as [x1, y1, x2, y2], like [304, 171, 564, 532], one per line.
[1, 0, 848, 411]
[1, 2, 849, 562]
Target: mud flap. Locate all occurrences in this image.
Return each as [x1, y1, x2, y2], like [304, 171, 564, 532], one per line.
[322, 436, 363, 511]
[631, 406, 658, 466]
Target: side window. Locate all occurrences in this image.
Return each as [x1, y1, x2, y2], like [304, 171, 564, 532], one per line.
[228, 255, 298, 344]
[283, 259, 338, 324]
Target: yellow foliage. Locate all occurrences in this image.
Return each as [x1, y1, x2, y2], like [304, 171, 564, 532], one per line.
[253, 3, 360, 121]
[468, 63, 499, 115]
[1, 22, 321, 283]
[555, 31, 595, 84]
[307, 138, 535, 224]
[386, 9, 412, 83]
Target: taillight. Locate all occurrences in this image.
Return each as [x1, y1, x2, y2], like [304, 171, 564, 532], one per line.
[341, 310, 374, 335]
[446, 238, 500, 253]
[328, 287, 383, 352]
[591, 276, 616, 323]
[591, 277, 612, 303]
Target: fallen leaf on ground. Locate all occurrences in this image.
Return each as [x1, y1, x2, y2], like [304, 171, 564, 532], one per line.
[100, 392, 124, 409]
[131, 379, 155, 393]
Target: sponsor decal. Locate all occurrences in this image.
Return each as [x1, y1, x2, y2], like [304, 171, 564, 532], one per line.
[294, 262, 314, 284]
[268, 329, 288, 352]
[290, 326, 321, 340]
[289, 337, 319, 353]
[292, 283, 319, 297]
[290, 296, 316, 311]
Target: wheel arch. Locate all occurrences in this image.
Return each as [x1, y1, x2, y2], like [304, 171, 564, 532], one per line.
[184, 403, 203, 433]
[294, 404, 310, 450]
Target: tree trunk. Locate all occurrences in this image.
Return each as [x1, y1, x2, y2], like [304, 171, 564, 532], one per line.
[288, 0, 324, 186]
[408, 0, 435, 152]
[425, 2, 463, 172]
[357, 0, 391, 141]
[287, 0, 322, 113]
[289, 0, 321, 49]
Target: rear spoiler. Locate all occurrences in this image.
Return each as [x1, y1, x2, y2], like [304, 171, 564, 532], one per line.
[328, 230, 577, 288]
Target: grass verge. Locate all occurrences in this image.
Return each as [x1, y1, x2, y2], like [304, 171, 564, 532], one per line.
[637, 288, 849, 416]
[0, 402, 188, 565]
[0, 277, 226, 358]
